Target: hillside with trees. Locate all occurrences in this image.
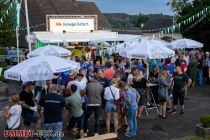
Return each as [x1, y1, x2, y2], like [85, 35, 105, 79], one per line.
[104, 13, 172, 29]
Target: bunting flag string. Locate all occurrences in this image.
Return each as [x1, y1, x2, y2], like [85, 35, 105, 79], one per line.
[0, 23, 46, 33]
[0, 6, 209, 34]
[182, 12, 209, 33]
[0, 0, 14, 24]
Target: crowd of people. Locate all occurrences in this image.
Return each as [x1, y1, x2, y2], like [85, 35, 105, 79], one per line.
[3, 48, 210, 139]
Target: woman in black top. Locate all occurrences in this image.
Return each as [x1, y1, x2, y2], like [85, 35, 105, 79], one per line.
[149, 65, 159, 105]
[132, 71, 149, 118]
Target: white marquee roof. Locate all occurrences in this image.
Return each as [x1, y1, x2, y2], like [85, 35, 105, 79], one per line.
[32, 31, 141, 43]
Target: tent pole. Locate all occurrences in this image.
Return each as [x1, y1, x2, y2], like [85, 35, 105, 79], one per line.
[24, 0, 32, 52]
[16, 27, 20, 63]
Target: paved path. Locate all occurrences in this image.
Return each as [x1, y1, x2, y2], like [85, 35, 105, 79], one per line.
[63, 85, 210, 140]
[0, 85, 210, 140]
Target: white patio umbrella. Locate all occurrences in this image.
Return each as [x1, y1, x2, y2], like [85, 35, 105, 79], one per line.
[27, 44, 71, 58]
[168, 38, 203, 49]
[119, 39, 175, 59]
[115, 41, 137, 53]
[4, 56, 78, 82]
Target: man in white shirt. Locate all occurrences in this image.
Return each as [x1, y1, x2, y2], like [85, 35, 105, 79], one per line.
[67, 74, 84, 95]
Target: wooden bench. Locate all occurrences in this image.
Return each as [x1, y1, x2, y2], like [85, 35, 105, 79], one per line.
[78, 133, 117, 140]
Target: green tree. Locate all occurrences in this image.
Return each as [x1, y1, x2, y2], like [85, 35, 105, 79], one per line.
[0, 1, 16, 48]
[168, 0, 210, 51]
[135, 15, 149, 28]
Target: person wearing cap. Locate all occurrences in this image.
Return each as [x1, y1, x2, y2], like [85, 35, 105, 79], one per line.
[63, 69, 77, 94]
[19, 81, 41, 130]
[204, 51, 210, 84]
[84, 74, 103, 136]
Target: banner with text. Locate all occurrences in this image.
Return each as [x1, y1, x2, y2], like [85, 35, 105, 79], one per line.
[46, 15, 98, 33]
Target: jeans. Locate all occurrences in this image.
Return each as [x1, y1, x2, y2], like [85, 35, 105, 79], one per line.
[197, 69, 203, 86]
[44, 122, 63, 140]
[84, 106, 100, 133]
[67, 113, 84, 130]
[127, 105, 138, 136]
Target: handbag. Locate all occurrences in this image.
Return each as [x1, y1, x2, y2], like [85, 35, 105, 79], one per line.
[6, 116, 20, 130]
[109, 87, 120, 112]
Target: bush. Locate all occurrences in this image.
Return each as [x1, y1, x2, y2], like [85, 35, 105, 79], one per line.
[200, 114, 210, 128]
[0, 75, 8, 83]
[0, 61, 8, 67]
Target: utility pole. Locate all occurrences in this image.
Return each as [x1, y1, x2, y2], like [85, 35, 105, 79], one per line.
[24, 0, 31, 52]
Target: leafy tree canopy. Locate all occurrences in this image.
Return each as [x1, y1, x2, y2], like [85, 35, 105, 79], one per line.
[168, 0, 210, 51]
[0, 0, 16, 48]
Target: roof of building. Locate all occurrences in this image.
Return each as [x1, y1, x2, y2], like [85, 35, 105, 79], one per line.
[142, 15, 173, 30]
[19, 0, 110, 47]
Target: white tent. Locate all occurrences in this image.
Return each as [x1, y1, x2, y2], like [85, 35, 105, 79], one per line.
[31, 31, 141, 43]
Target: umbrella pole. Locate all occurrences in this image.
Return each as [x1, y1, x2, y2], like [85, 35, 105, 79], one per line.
[45, 80, 47, 94]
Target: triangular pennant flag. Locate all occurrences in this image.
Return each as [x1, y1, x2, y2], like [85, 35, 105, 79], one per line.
[6, 9, 9, 15]
[173, 25, 176, 30]
[11, 1, 13, 8]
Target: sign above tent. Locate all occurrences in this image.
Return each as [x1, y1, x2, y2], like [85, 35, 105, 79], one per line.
[46, 15, 98, 33]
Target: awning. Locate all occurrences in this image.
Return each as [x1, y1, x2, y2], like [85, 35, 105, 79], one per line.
[32, 31, 141, 43]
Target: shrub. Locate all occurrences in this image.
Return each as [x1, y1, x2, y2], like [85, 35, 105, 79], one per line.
[200, 114, 210, 128]
[0, 75, 8, 83]
[0, 61, 8, 67]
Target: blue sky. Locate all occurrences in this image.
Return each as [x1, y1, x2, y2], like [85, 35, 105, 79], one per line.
[80, 0, 174, 15]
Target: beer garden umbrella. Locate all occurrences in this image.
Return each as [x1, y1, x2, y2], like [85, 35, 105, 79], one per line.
[119, 39, 175, 59]
[168, 38, 203, 49]
[4, 55, 78, 82]
[27, 44, 71, 58]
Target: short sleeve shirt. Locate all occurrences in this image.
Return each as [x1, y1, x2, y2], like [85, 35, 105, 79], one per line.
[132, 78, 148, 89]
[173, 73, 190, 91]
[125, 88, 139, 106]
[65, 93, 84, 117]
[7, 105, 22, 129]
[19, 91, 34, 115]
[39, 93, 65, 124]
